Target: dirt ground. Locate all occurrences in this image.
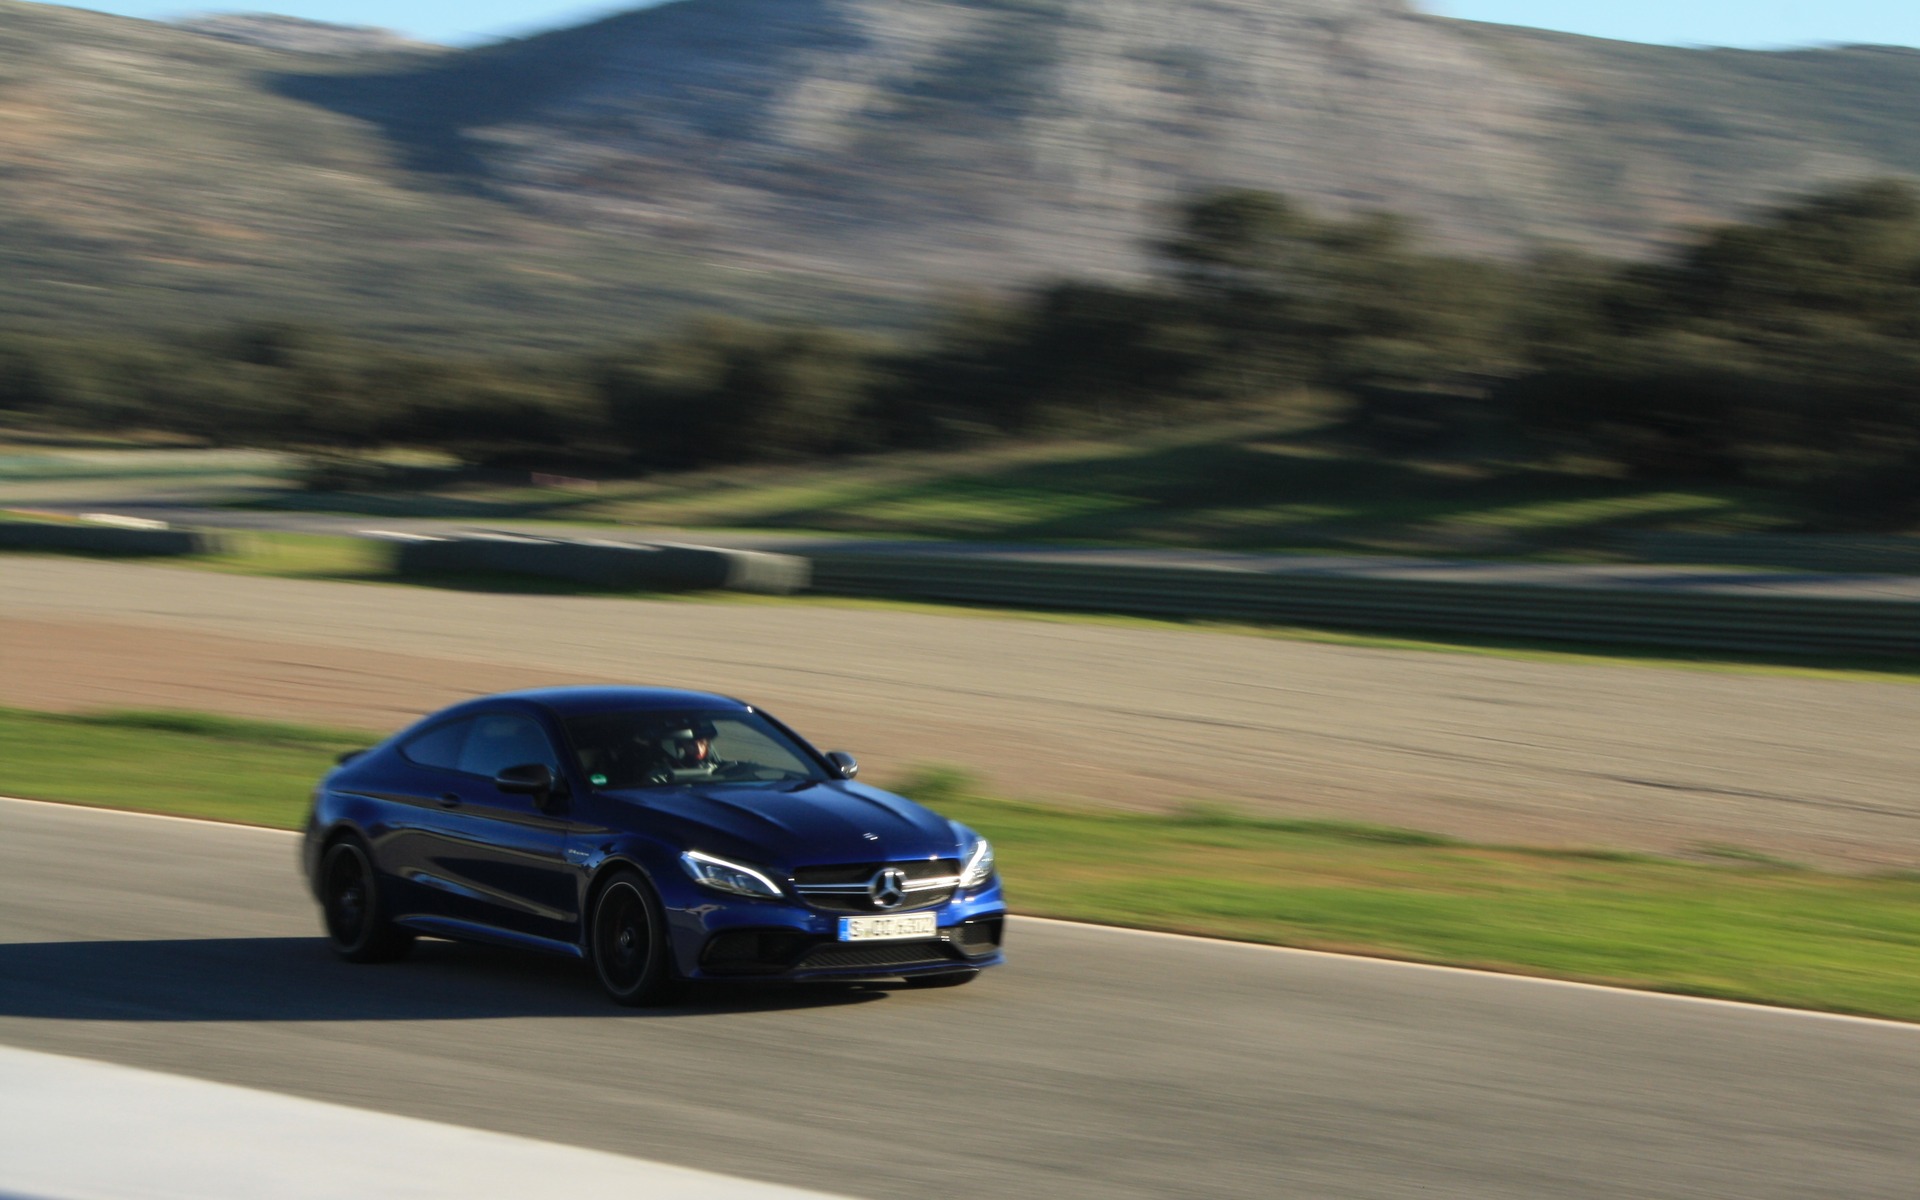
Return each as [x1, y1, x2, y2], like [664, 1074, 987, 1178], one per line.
[4, 556, 1918, 870]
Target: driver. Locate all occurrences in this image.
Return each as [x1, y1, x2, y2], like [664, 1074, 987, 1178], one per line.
[647, 719, 732, 780]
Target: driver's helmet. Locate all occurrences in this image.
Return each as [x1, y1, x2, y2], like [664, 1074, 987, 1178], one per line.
[660, 718, 718, 767]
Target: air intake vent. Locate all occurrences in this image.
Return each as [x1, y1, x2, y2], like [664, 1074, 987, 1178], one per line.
[800, 941, 964, 971]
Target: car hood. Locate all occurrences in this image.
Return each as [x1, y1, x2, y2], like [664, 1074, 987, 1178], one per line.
[606, 779, 960, 867]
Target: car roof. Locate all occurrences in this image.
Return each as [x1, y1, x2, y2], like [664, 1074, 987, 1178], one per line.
[443, 686, 754, 719]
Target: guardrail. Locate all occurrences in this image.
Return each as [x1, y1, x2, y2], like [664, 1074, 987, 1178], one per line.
[807, 553, 1920, 658]
[1607, 533, 1920, 575]
[0, 521, 221, 556]
[8, 514, 1908, 657]
[393, 535, 811, 594]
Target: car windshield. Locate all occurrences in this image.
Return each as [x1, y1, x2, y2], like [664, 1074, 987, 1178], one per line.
[563, 710, 830, 790]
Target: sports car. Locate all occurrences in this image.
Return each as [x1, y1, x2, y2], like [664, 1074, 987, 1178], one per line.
[302, 686, 1005, 1003]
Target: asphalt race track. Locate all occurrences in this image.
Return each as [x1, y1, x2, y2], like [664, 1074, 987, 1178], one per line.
[1, 798, 1915, 1199]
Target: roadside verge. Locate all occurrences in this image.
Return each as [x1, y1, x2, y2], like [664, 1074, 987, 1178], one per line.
[3, 706, 1916, 1023]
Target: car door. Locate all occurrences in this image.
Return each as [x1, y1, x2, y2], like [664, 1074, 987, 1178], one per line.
[425, 709, 583, 947]
[373, 715, 478, 925]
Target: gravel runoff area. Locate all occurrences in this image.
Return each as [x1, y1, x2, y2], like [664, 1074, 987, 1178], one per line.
[2, 556, 1918, 870]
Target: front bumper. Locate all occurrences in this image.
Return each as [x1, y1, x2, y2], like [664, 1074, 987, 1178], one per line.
[699, 914, 1005, 981]
[662, 875, 1008, 982]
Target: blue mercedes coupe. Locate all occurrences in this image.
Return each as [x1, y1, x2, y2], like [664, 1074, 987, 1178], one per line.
[302, 686, 1005, 1004]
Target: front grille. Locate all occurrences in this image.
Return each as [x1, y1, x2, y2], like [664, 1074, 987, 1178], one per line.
[793, 859, 961, 886]
[800, 941, 965, 971]
[802, 891, 958, 915]
[793, 858, 961, 914]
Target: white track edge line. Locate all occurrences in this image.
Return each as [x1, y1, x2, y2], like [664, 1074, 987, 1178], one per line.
[0, 793, 301, 835]
[3, 793, 1913, 1032]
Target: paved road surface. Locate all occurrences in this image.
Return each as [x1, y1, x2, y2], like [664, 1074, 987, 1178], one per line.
[1, 799, 1915, 1199]
[3, 557, 1919, 868]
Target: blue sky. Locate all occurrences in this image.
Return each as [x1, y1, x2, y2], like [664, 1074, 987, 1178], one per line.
[41, 0, 1920, 50]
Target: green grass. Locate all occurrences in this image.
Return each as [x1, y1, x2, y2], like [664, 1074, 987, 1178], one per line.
[234, 414, 1816, 555]
[185, 531, 395, 580]
[904, 771, 1920, 1022]
[0, 525, 396, 581]
[0, 444, 302, 508]
[2, 418, 1896, 565]
[4, 707, 1920, 1021]
[0, 707, 369, 827]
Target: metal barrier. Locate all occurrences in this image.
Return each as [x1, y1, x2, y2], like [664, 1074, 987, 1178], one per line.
[1607, 533, 1920, 575]
[0, 522, 220, 557]
[7, 515, 1906, 656]
[393, 535, 811, 594]
[807, 553, 1920, 658]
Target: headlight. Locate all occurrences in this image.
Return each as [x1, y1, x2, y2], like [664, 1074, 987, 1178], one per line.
[958, 834, 995, 889]
[680, 850, 784, 899]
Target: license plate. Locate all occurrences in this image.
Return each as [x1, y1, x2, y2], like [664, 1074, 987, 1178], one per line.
[838, 913, 938, 942]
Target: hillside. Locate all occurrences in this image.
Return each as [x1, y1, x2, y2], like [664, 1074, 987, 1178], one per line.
[282, 0, 1920, 282]
[0, 1, 888, 349]
[173, 14, 426, 55]
[3, 0, 1920, 345]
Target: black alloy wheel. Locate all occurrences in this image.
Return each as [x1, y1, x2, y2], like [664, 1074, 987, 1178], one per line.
[320, 839, 413, 963]
[590, 870, 675, 1006]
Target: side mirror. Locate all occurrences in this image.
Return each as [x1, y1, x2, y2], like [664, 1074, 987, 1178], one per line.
[495, 763, 566, 811]
[826, 751, 858, 780]
[336, 748, 368, 766]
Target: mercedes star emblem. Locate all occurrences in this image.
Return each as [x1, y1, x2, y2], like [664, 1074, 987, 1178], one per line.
[868, 867, 908, 910]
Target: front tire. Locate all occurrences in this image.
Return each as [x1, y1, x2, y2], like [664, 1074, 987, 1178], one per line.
[590, 870, 676, 1006]
[320, 838, 413, 963]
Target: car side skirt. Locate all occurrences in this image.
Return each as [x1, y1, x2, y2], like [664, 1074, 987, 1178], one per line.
[394, 914, 587, 960]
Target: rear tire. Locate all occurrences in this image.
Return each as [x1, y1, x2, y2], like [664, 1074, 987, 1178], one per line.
[320, 838, 413, 963]
[590, 870, 676, 1006]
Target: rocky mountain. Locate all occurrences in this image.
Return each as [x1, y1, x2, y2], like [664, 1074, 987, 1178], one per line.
[0, 1, 874, 348]
[287, 0, 1920, 283]
[173, 13, 424, 56]
[2, 0, 1920, 344]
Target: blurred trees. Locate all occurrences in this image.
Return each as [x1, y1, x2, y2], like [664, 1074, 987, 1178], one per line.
[4, 179, 1918, 523]
[872, 284, 1209, 442]
[596, 318, 874, 465]
[1501, 180, 1920, 518]
[1157, 190, 1517, 397]
[0, 340, 64, 413]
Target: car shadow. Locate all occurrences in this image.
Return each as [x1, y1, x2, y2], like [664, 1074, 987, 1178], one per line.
[0, 937, 890, 1022]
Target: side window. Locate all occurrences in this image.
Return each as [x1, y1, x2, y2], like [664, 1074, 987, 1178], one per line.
[401, 719, 470, 771]
[459, 713, 562, 781]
